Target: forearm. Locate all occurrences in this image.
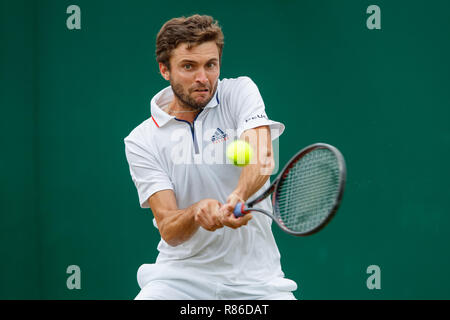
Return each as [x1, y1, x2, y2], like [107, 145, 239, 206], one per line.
[233, 126, 275, 201]
[233, 156, 274, 201]
[151, 195, 223, 246]
[157, 206, 199, 247]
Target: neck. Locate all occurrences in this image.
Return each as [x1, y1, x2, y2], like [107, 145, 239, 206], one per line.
[165, 100, 202, 123]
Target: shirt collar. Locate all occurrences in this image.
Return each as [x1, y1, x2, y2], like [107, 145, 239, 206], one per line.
[150, 79, 221, 128]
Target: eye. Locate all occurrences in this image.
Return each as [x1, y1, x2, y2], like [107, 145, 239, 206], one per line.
[183, 64, 192, 70]
[207, 62, 216, 69]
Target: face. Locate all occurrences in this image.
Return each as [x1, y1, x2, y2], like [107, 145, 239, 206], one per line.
[160, 41, 220, 110]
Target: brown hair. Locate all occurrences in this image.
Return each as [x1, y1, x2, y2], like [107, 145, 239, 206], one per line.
[156, 15, 224, 69]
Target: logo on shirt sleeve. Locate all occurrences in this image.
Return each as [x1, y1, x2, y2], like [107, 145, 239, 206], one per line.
[244, 114, 268, 123]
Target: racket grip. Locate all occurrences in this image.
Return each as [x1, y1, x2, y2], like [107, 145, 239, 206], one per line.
[233, 202, 247, 218]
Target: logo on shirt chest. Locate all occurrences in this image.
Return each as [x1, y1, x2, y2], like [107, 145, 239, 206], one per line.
[211, 128, 228, 144]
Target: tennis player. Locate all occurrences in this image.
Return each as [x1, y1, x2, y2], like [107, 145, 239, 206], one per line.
[124, 14, 297, 300]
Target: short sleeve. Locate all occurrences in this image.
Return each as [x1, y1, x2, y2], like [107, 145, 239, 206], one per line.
[233, 77, 285, 140]
[124, 137, 174, 208]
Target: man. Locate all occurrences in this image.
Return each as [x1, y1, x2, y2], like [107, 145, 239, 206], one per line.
[124, 14, 297, 300]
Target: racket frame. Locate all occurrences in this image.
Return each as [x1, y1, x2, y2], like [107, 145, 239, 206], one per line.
[243, 143, 346, 236]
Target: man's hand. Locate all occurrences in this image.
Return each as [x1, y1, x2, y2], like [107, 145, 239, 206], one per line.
[219, 192, 253, 229]
[193, 199, 225, 232]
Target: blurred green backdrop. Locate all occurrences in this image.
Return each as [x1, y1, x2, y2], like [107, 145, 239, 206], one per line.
[1, 0, 449, 299]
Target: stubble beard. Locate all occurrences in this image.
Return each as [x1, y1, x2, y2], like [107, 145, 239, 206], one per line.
[171, 80, 217, 111]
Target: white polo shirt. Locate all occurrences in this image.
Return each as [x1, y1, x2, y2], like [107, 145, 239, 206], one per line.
[124, 76, 296, 289]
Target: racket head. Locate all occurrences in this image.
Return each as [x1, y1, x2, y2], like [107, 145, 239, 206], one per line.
[272, 143, 346, 236]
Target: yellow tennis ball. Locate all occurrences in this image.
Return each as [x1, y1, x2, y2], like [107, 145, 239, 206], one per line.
[227, 140, 253, 167]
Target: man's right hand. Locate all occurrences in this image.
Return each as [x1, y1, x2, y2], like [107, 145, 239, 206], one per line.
[193, 199, 225, 232]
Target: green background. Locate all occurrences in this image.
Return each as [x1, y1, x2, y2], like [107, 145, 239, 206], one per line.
[1, 0, 449, 299]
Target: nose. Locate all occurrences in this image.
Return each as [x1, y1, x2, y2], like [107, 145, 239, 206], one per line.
[195, 68, 208, 84]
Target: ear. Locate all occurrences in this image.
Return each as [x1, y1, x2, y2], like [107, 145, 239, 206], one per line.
[159, 62, 170, 81]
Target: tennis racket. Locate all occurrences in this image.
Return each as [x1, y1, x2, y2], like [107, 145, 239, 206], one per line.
[233, 143, 346, 236]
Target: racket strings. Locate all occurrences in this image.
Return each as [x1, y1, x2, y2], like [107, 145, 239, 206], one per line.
[275, 149, 341, 233]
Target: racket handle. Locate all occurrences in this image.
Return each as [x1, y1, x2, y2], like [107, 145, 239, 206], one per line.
[233, 202, 248, 218]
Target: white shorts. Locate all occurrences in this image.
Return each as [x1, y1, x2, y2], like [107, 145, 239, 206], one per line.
[135, 264, 298, 300]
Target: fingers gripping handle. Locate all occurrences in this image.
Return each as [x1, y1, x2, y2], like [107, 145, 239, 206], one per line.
[233, 202, 248, 218]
